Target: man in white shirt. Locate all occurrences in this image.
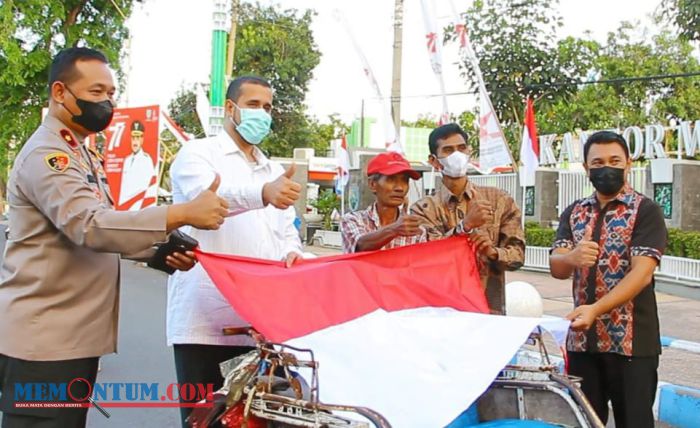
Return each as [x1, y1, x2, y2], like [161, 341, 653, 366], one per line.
[118, 120, 158, 210]
[168, 75, 303, 426]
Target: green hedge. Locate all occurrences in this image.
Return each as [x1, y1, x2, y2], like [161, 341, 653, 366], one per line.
[524, 222, 700, 260]
[524, 222, 557, 248]
[666, 228, 700, 259]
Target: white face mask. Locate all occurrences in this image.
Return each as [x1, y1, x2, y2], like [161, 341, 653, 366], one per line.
[437, 151, 470, 178]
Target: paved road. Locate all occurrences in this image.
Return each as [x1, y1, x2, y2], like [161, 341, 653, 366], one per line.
[0, 234, 697, 426]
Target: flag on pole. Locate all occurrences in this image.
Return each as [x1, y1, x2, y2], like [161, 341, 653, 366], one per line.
[335, 135, 350, 196]
[519, 97, 540, 187]
[419, 0, 449, 125]
[478, 87, 513, 172]
[196, 238, 570, 427]
[448, 1, 515, 172]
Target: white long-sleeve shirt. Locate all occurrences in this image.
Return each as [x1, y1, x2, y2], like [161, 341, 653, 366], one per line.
[167, 131, 302, 346]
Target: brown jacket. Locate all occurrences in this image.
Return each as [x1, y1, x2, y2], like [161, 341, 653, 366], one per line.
[411, 181, 525, 314]
[0, 115, 168, 361]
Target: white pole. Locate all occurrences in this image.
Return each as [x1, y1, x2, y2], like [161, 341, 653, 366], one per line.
[521, 186, 527, 229]
[341, 187, 346, 216]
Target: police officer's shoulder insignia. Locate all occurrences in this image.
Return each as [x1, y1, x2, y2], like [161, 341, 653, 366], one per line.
[44, 152, 71, 173]
[59, 129, 79, 149]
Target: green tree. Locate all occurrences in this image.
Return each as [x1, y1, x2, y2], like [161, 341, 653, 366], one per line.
[661, 0, 700, 41]
[232, 2, 321, 157]
[537, 23, 700, 151]
[0, 0, 135, 207]
[450, 0, 598, 160]
[167, 84, 206, 138]
[166, 3, 324, 158]
[401, 114, 439, 129]
[304, 114, 351, 157]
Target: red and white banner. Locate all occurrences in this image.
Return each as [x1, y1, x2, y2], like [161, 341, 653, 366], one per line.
[479, 87, 513, 172]
[103, 105, 160, 211]
[419, 0, 449, 125]
[197, 237, 488, 342]
[196, 238, 569, 427]
[520, 97, 540, 187]
[335, 135, 350, 196]
[449, 1, 513, 172]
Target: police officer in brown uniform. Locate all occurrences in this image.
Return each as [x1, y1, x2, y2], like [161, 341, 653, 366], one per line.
[0, 48, 230, 427]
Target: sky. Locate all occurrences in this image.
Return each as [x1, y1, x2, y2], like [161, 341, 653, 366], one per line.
[124, 0, 663, 125]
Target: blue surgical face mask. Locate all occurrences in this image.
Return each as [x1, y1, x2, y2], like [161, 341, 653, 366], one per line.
[230, 103, 272, 145]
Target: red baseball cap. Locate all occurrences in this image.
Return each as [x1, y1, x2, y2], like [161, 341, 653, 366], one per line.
[367, 152, 421, 180]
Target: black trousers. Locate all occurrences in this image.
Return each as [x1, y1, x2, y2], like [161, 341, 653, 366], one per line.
[173, 344, 254, 428]
[568, 351, 658, 428]
[0, 354, 99, 428]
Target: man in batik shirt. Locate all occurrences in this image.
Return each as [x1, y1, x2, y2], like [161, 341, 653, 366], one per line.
[550, 131, 667, 428]
[411, 124, 525, 314]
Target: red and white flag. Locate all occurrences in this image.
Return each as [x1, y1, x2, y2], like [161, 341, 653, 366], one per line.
[419, 0, 449, 125]
[335, 135, 350, 195]
[519, 97, 540, 187]
[196, 238, 569, 427]
[448, 1, 513, 172]
[478, 87, 513, 172]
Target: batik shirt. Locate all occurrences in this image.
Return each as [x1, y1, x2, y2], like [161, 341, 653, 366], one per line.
[410, 181, 525, 314]
[553, 185, 667, 356]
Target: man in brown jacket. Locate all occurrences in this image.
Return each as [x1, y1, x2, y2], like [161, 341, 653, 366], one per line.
[411, 124, 525, 314]
[0, 47, 229, 427]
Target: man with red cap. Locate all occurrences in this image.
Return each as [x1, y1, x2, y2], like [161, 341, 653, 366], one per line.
[340, 152, 426, 253]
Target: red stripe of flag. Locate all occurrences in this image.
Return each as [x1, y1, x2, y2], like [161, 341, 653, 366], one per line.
[196, 237, 488, 342]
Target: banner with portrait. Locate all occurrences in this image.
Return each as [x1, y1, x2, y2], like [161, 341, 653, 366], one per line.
[102, 105, 160, 211]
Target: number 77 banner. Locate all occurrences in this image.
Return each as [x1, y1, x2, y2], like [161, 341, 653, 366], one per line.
[102, 105, 161, 211]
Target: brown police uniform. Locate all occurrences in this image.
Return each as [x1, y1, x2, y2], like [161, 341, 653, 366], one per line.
[0, 115, 168, 427]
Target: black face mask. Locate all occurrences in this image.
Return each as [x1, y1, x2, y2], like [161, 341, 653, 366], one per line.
[62, 86, 114, 132]
[589, 166, 626, 196]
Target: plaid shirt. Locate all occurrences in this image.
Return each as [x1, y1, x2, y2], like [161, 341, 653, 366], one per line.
[340, 203, 427, 253]
[553, 186, 667, 356]
[410, 181, 525, 314]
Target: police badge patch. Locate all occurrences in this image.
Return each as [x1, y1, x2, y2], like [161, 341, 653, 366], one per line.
[45, 152, 70, 172]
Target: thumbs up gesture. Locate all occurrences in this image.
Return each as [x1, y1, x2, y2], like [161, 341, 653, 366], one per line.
[262, 163, 302, 209]
[185, 174, 230, 230]
[568, 225, 599, 268]
[390, 201, 423, 237]
[462, 190, 493, 230]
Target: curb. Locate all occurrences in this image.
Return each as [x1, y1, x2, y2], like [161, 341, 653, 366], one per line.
[654, 382, 700, 428]
[661, 336, 700, 354]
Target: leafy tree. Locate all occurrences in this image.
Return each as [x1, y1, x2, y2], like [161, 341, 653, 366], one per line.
[401, 114, 440, 129]
[661, 0, 700, 41]
[167, 84, 206, 138]
[303, 114, 350, 157]
[166, 3, 323, 158]
[454, 0, 596, 123]
[0, 0, 135, 208]
[450, 0, 598, 160]
[537, 23, 700, 151]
